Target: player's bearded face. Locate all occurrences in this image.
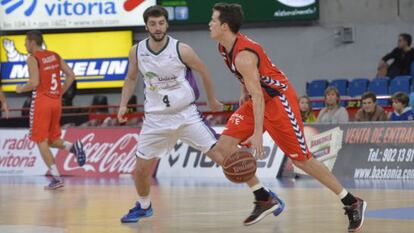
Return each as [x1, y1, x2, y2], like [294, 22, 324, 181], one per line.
[147, 17, 168, 42]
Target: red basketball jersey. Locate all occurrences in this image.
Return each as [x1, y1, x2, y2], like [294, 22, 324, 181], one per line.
[33, 50, 62, 99]
[218, 33, 289, 98]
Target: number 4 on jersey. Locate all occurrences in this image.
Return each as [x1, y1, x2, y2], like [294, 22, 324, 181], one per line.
[163, 95, 170, 107]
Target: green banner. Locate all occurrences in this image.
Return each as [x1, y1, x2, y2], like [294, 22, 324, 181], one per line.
[158, 0, 319, 24]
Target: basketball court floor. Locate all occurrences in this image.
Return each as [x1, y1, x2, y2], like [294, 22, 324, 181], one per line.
[0, 176, 413, 233]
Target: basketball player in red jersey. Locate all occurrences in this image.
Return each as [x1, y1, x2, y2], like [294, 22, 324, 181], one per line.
[209, 4, 366, 232]
[16, 31, 86, 190]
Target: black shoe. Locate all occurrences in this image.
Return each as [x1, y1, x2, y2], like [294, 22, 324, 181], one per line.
[344, 198, 367, 232]
[243, 191, 284, 226]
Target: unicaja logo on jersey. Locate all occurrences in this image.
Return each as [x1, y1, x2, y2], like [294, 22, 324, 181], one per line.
[1, 0, 37, 16]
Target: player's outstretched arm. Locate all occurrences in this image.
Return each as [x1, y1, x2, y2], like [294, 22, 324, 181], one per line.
[16, 56, 39, 93]
[235, 50, 265, 159]
[60, 58, 76, 94]
[118, 45, 139, 123]
[179, 43, 223, 112]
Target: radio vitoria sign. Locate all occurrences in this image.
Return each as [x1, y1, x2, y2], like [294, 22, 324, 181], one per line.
[0, 0, 156, 30]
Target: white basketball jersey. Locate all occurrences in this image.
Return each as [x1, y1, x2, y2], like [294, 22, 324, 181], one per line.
[137, 36, 199, 114]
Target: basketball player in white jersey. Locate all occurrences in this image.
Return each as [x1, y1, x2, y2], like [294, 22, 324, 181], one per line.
[118, 6, 224, 223]
[119, 6, 283, 225]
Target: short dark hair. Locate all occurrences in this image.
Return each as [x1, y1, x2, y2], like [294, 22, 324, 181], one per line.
[213, 3, 244, 34]
[392, 92, 409, 106]
[361, 92, 377, 102]
[143, 6, 168, 24]
[26, 30, 43, 46]
[399, 33, 412, 46]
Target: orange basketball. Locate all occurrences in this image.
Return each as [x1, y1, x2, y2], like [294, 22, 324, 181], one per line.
[222, 150, 257, 183]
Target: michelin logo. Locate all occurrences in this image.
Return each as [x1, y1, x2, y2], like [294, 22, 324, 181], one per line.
[3, 39, 29, 62]
[2, 38, 127, 79]
[3, 39, 47, 62]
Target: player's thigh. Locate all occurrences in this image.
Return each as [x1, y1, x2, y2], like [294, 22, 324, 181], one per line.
[208, 134, 242, 165]
[136, 120, 178, 160]
[49, 100, 62, 142]
[221, 100, 255, 142]
[30, 100, 52, 142]
[265, 93, 311, 161]
[179, 120, 218, 154]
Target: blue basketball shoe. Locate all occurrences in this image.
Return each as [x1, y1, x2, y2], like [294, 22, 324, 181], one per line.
[121, 202, 153, 223]
[243, 190, 285, 226]
[44, 178, 64, 190]
[70, 140, 86, 166]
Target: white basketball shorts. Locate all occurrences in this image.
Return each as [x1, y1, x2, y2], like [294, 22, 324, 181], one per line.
[136, 104, 218, 160]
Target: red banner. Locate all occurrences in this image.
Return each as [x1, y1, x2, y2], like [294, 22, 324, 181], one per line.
[56, 128, 140, 177]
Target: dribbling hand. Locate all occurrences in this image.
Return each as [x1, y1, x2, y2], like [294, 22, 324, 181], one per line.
[241, 133, 265, 160]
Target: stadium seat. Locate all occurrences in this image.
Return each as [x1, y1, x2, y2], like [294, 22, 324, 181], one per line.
[307, 79, 328, 109]
[306, 79, 329, 97]
[330, 79, 349, 107]
[91, 95, 109, 113]
[21, 96, 32, 117]
[127, 95, 138, 113]
[330, 79, 348, 96]
[394, 75, 412, 82]
[312, 101, 325, 109]
[389, 76, 411, 94]
[367, 78, 390, 106]
[348, 78, 369, 97]
[411, 79, 414, 92]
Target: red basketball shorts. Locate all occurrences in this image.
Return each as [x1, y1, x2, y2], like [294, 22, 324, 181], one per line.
[30, 95, 62, 143]
[222, 88, 312, 161]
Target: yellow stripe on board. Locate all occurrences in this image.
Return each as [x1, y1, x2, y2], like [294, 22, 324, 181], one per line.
[0, 31, 132, 61]
[77, 81, 124, 89]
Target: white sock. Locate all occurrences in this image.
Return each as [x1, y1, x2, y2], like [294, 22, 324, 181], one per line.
[50, 164, 60, 177]
[250, 183, 263, 192]
[138, 196, 151, 209]
[338, 189, 348, 199]
[63, 141, 73, 151]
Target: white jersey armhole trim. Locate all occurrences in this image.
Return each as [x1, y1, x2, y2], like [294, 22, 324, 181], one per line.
[176, 41, 187, 66]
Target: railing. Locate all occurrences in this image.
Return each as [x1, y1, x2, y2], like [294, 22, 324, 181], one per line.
[0, 102, 239, 128]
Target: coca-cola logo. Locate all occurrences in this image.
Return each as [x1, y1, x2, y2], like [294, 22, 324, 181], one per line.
[56, 129, 139, 176]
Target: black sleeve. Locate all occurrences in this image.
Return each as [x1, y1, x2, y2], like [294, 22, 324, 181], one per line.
[382, 48, 398, 62]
